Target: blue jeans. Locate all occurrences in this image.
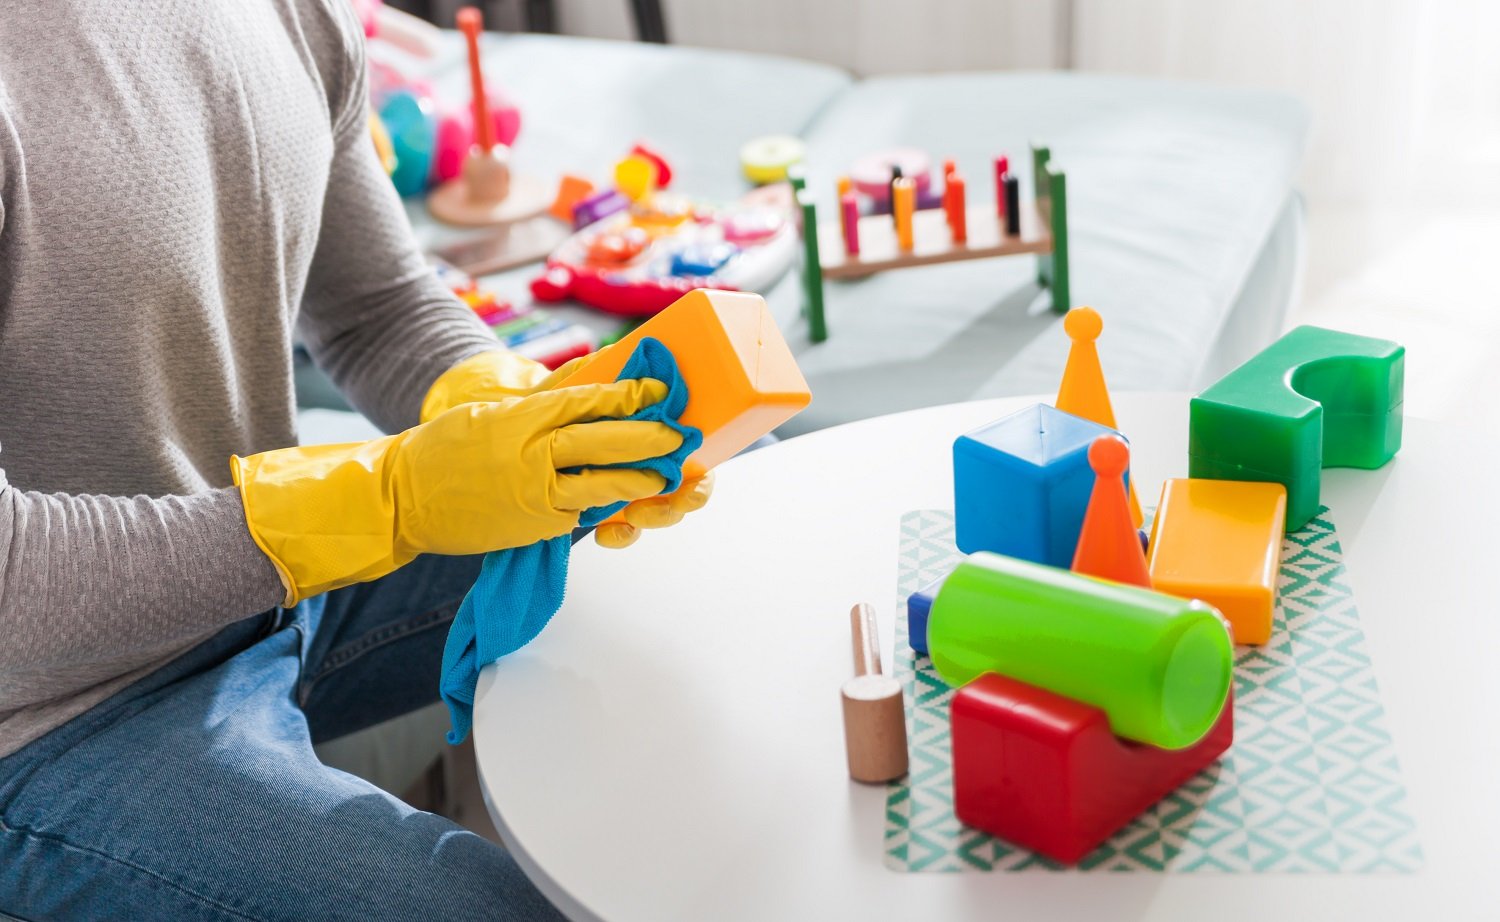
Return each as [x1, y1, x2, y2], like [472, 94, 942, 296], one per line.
[0, 554, 565, 921]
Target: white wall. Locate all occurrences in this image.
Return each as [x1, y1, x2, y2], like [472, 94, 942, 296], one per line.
[539, 0, 1500, 208]
[555, 0, 1069, 73]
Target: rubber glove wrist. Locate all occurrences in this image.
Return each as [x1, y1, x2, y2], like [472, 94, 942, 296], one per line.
[236, 379, 680, 605]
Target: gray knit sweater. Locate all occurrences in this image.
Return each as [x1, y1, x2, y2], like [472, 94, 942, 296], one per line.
[0, 1, 500, 758]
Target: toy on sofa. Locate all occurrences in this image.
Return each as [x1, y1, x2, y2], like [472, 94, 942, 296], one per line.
[429, 259, 597, 369]
[426, 7, 550, 226]
[795, 143, 1071, 343]
[529, 172, 799, 317]
[365, 3, 525, 202]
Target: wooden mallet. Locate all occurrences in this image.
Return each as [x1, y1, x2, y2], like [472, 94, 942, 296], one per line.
[840, 603, 908, 783]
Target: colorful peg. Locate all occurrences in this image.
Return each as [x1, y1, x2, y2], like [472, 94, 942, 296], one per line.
[1072, 436, 1151, 588]
[836, 175, 852, 240]
[1003, 174, 1020, 236]
[994, 155, 1009, 219]
[459, 7, 495, 154]
[946, 172, 967, 244]
[887, 164, 903, 219]
[840, 191, 860, 257]
[892, 177, 915, 251]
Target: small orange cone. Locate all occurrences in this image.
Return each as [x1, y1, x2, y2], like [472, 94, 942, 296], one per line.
[1057, 307, 1144, 528]
[1072, 435, 1151, 588]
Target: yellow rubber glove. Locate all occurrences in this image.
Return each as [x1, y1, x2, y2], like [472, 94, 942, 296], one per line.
[594, 473, 715, 548]
[234, 380, 679, 606]
[422, 348, 711, 550]
[419, 349, 591, 424]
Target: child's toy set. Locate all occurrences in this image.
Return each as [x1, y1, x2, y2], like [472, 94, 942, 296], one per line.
[841, 305, 1406, 866]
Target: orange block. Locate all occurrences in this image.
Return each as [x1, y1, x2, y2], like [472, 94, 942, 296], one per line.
[1146, 479, 1288, 645]
[555, 289, 812, 483]
[549, 174, 596, 223]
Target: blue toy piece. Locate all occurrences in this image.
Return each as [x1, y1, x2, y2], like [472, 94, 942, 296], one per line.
[380, 90, 437, 198]
[954, 404, 1128, 568]
[670, 242, 737, 277]
[906, 570, 952, 656]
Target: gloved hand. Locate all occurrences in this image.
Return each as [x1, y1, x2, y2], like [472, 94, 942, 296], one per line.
[594, 473, 715, 548]
[419, 349, 590, 423]
[234, 379, 679, 606]
[421, 348, 713, 550]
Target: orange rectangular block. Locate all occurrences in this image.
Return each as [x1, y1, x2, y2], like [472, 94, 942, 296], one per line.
[1146, 479, 1287, 645]
[556, 289, 812, 483]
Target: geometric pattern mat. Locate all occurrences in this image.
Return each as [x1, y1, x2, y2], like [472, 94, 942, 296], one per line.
[884, 508, 1423, 872]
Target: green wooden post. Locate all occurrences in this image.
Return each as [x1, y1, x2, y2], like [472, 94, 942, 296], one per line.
[798, 188, 828, 343]
[1031, 144, 1070, 314]
[1048, 170, 1070, 314]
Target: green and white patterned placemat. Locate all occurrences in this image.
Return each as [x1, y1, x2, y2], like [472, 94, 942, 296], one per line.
[885, 507, 1423, 872]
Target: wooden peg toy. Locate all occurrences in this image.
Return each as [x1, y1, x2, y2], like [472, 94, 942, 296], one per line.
[840, 603, 908, 784]
[1071, 435, 1151, 588]
[1056, 307, 1144, 527]
[428, 6, 550, 226]
[800, 144, 1071, 341]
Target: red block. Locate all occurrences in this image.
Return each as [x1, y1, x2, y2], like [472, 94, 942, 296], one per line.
[951, 673, 1233, 864]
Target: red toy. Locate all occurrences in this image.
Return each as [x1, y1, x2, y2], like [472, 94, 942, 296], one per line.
[951, 673, 1233, 865]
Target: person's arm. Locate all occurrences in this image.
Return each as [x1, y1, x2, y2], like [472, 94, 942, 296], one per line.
[295, 12, 501, 435]
[0, 465, 284, 689]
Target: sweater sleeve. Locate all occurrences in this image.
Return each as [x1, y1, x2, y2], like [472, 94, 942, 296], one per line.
[0, 464, 285, 705]
[295, 13, 500, 435]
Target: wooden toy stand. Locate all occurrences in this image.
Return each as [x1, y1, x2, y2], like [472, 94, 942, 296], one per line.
[796, 143, 1071, 344]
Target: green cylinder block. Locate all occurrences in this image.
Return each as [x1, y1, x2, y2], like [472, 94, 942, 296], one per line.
[928, 552, 1233, 750]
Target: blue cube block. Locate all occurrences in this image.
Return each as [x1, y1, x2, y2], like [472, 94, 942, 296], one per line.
[953, 404, 1127, 567]
[906, 570, 952, 656]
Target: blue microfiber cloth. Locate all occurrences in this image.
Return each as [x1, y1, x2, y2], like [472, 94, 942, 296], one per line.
[439, 337, 702, 743]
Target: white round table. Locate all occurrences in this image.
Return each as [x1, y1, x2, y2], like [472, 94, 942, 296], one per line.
[472, 393, 1499, 921]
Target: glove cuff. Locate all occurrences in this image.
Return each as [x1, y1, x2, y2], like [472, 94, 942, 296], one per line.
[231, 435, 412, 606]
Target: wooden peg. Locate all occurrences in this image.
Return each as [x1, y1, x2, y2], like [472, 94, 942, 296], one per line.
[840, 603, 908, 783]
[892, 178, 916, 252]
[994, 155, 1009, 218]
[946, 172, 967, 243]
[1003, 174, 1021, 236]
[840, 192, 860, 257]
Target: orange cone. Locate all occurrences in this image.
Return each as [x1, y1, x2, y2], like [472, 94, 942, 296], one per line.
[1057, 307, 1144, 528]
[1072, 435, 1151, 588]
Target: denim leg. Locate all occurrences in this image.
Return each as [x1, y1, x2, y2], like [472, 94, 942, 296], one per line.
[0, 607, 563, 922]
[297, 553, 484, 744]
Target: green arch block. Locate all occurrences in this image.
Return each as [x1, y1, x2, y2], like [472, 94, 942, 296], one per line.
[1189, 326, 1404, 531]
